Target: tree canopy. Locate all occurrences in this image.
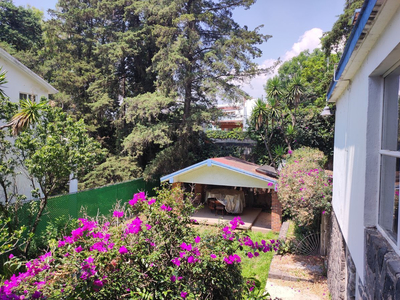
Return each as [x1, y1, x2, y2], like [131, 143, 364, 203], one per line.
[0, 0, 43, 51]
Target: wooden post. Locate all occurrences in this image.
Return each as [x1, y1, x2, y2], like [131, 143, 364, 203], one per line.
[194, 183, 204, 204]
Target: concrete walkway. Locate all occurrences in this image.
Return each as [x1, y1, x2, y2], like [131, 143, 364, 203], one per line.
[265, 222, 329, 299]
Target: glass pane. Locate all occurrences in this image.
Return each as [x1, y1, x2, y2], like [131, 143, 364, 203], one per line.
[379, 156, 400, 242]
[382, 71, 400, 151]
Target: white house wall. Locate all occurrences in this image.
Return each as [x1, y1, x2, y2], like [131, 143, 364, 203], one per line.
[174, 165, 272, 189]
[0, 54, 54, 202]
[0, 57, 51, 105]
[333, 4, 400, 282]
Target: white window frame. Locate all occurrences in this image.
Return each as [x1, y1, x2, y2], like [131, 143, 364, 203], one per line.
[377, 63, 400, 249]
[19, 93, 38, 102]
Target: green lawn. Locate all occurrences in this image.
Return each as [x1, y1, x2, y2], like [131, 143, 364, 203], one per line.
[238, 231, 279, 291]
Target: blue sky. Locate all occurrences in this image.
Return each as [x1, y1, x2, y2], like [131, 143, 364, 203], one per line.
[13, 0, 345, 99]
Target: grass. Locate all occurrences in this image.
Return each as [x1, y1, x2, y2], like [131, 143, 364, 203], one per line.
[238, 230, 279, 291]
[195, 225, 279, 291]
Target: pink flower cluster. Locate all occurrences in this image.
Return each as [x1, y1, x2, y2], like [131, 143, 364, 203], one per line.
[1, 252, 53, 298]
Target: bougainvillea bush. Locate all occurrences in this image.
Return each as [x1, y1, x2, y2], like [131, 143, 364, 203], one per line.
[278, 147, 332, 228]
[0, 187, 278, 300]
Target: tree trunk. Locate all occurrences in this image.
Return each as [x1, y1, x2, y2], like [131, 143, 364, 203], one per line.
[23, 195, 48, 256]
[263, 130, 275, 168]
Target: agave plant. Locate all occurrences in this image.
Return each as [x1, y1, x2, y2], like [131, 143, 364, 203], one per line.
[0, 98, 47, 135]
[0, 67, 7, 100]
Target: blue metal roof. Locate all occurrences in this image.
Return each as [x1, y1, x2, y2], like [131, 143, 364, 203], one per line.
[327, 0, 377, 100]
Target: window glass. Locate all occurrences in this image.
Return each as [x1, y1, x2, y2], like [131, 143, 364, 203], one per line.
[379, 68, 400, 242]
[382, 71, 400, 151]
[19, 93, 37, 101]
[379, 156, 399, 242]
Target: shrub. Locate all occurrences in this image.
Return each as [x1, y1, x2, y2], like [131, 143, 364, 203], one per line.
[1, 187, 278, 299]
[278, 147, 332, 228]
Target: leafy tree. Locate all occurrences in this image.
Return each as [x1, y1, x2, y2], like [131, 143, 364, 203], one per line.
[0, 98, 18, 212]
[13, 103, 104, 254]
[321, 0, 364, 57]
[0, 0, 43, 51]
[79, 155, 142, 190]
[249, 49, 338, 166]
[123, 0, 271, 177]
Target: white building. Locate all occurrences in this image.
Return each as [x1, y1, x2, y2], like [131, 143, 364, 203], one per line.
[0, 48, 58, 201]
[326, 0, 400, 298]
[214, 99, 257, 131]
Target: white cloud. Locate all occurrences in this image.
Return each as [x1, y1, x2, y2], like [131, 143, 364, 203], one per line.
[282, 28, 323, 61]
[241, 28, 324, 100]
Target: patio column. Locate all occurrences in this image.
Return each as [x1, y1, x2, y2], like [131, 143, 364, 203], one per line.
[271, 191, 282, 232]
[172, 182, 184, 201]
[194, 184, 204, 204]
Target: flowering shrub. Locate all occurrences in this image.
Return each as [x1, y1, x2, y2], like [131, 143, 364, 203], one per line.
[1, 187, 278, 299]
[278, 147, 332, 227]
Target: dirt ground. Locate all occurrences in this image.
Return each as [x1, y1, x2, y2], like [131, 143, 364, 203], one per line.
[266, 254, 330, 300]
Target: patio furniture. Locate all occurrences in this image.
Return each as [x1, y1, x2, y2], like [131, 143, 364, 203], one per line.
[205, 189, 245, 214]
[215, 202, 226, 215]
[208, 198, 217, 212]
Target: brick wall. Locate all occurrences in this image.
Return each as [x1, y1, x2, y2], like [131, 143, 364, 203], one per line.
[271, 191, 282, 232]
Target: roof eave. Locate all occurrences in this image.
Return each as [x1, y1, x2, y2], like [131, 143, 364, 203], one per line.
[0, 48, 58, 95]
[327, 0, 384, 103]
[160, 158, 277, 185]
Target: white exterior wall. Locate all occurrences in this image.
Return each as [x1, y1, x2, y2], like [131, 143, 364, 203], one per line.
[0, 52, 56, 201]
[173, 165, 273, 189]
[332, 4, 400, 282]
[0, 57, 51, 105]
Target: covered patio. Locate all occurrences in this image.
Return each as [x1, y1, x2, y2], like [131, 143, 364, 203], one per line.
[161, 157, 282, 232]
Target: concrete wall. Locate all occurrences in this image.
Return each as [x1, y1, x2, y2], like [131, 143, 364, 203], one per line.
[332, 3, 400, 284]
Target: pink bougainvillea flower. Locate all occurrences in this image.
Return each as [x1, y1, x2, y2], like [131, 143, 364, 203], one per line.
[170, 275, 176, 282]
[93, 279, 104, 287]
[179, 252, 186, 258]
[288, 150, 293, 155]
[8, 254, 14, 259]
[187, 256, 195, 263]
[148, 198, 156, 205]
[254, 252, 259, 257]
[64, 236, 74, 244]
[145, 224, 152, 230]
[171, 257, 180, 266]
[210, 254, 216, 259]
[129, 197, 138, 206]
[247, 252, 253, 258]
[119, 246, 128, 254]
[194, 236, 201, 243]
[113, 211, 124, 218]
[180, 291, 188, 298]
[125, 217, 142, 235]
[160, 204, 172, 211]
[268, 183, 273, 186]
[322, 211, 326, 215]
[75, 245, 83, 253]
[58, 240, 66, 248]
